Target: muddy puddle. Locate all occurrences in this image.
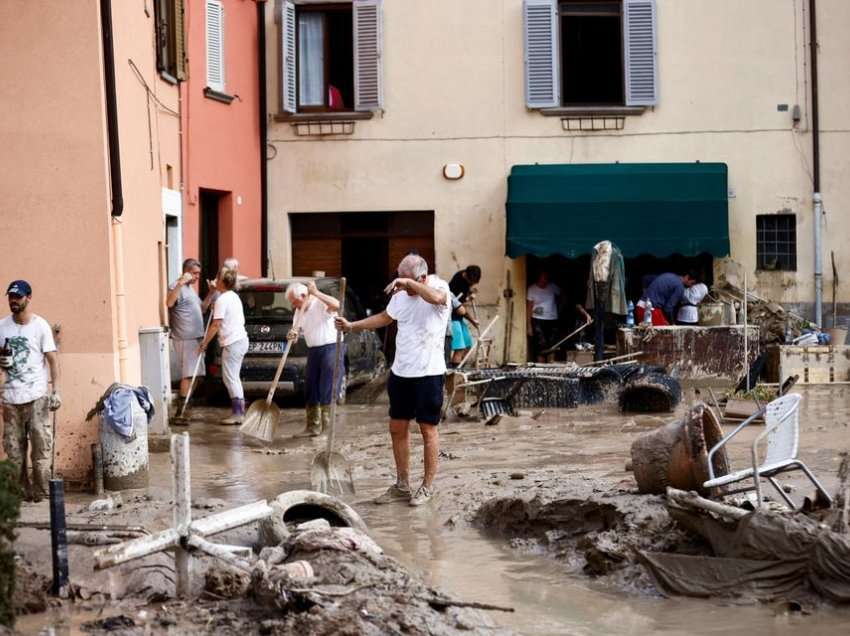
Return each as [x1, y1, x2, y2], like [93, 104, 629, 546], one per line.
[15, 386, 850, 635]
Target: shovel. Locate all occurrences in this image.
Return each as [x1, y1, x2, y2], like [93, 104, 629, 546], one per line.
[240, 309, 302, 442]
[310, 277, 355, 495]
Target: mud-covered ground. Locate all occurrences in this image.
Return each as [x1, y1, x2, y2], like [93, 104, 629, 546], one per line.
[11, 383, 850, 635]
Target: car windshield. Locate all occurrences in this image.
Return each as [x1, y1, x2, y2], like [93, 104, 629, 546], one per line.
[238, 288, 293, 322]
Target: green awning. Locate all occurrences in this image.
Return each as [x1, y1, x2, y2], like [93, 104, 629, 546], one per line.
[506, 163, 730, 259]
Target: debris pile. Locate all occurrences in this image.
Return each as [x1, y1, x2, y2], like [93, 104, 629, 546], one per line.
[713, 281, 808, 344]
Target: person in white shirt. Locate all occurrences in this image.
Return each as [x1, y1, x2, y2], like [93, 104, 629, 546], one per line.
[335, 254, 450, 507]
[286, 280, 342, 437]
[199, 269, 248, 424]
[676, 282, 709, 325]
[0, 280, 61, 501]
[526, 271, 561, 362]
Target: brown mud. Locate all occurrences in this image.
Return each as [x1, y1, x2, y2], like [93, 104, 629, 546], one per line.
[12, 385, 850, 635]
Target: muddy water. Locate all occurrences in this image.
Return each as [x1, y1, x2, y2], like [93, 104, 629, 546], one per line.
[130, 385, 850, 635]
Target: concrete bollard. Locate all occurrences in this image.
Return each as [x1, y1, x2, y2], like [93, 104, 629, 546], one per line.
[99, 397, 149, 490]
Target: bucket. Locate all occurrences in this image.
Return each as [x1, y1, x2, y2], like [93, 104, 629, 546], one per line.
[630, 404, 729, 496]
[826, 327, 848, 346]
[698, 303, 725, 326]
[99, 396, 149, 490]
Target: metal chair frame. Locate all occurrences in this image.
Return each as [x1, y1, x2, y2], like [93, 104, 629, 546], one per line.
[704, 393, 832, 509]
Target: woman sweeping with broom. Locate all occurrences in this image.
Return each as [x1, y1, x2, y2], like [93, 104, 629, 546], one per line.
[286, 280, 343, 437]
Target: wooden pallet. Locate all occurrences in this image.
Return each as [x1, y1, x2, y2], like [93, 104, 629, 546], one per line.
[777, 345, 850, 384]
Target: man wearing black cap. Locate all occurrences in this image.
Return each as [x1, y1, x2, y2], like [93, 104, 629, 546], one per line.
[0, 280, 61, 501]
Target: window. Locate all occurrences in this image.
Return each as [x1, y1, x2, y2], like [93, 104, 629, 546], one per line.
[281, 0, 383, 115]
[206, 0, 225, 93]
[523, 0, 657, 109]
[297, 5, 354, 111]
[154, 0, 187, 81]
[560, 2, 623, 105]
[757, 214, 797, 271]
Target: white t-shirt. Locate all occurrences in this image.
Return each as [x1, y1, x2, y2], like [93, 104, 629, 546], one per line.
[299, 297, 337, 348]
[677, 283, 709, 324]
[527, 283, 561, 321]
[0, 314, 57, 404]
[213, 290, 248, 347]
[386, 275, 451, 378]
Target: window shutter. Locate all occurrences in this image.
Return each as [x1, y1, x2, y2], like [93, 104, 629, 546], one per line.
[353, 0, 383, 112]
[205, 0, 225, 92]
[173, 0, 187, 81]
[154, 0, 170, 74]
[624, 0, 657, 106]
[280, 0, 296, 113]
[523, 0, 559, 109]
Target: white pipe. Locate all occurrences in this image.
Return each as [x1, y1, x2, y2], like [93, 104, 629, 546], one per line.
[814, 192, 823, 327]
[112, 218, 130, 382]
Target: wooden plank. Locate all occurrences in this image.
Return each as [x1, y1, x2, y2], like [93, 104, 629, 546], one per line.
[190, 500, 273, 537]
[172, 433, 192, 598]
[94, 528, 179, 570]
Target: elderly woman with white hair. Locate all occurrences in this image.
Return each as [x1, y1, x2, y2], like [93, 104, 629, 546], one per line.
[335, 254, 450, 507]
[286, 280, 342, 436]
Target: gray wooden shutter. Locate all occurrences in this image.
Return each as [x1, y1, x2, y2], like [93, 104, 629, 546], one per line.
[624, 0, 657, 106]
[523, 0, 559, 109]
[353, 0, 383, 112]
[281, 0, 296, 113]
[205, 0, 225, 92]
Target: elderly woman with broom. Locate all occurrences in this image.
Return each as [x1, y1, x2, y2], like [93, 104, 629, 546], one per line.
[286, 280, 343, 437]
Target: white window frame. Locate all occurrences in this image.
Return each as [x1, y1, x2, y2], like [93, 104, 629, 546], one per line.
[205, 0, 225, 93]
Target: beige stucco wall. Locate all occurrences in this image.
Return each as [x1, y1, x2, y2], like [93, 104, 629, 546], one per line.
[0, 1, 180, 480]
[265, 0, 850, 361]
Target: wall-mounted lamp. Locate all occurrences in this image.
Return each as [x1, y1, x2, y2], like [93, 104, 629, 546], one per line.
[443, 163, 464, 180]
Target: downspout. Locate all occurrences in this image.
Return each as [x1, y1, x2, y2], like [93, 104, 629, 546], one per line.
[100, 0, 130, 381]
[257, 0, 269, 277]
[809, 0, 823, 327]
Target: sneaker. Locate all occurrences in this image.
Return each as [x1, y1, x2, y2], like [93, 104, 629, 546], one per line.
[409, 485, 434, 507]
[374, 482, 412, 504]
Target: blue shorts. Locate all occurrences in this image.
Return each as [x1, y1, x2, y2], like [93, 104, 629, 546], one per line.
[450, 320, 473, 351]
[387, 372, 444, 425]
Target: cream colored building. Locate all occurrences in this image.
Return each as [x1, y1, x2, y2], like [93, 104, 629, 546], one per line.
[264, 0, 849, 361]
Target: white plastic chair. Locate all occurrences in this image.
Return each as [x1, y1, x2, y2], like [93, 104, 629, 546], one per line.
[703, 393, 832, 509]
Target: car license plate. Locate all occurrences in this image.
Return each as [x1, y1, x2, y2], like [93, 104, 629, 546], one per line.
[248, 341, 284, 353]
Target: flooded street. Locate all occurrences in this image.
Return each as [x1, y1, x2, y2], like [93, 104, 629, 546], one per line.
[120, 384, 850, 635]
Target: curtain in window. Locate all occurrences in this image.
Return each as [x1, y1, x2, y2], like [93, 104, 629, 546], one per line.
[298, 13, 324, 106]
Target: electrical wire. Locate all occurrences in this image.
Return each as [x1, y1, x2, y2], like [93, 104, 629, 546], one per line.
[128, 58, 179, 117]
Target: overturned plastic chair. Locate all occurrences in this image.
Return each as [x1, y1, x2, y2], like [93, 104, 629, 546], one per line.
[703, 393, 832, 509]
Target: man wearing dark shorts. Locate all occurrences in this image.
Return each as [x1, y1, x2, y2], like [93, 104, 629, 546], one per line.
[335, 254, 450, 507]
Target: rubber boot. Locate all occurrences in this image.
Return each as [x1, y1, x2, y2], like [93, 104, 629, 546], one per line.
[297, 405, 322, 437]
[320, 405, 332, 434]
[221, 398, 244, 425]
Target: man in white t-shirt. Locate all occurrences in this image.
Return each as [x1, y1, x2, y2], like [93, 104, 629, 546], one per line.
[526, 271, 561, 362]
[286, 280, 342, 436]
[200, 269, 248, 424]
[0, 280, 61, 501]
[335, 254, 450, 507]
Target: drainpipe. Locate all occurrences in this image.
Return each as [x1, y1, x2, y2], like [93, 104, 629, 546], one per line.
[100, 0, 130, 381]
[257, 0, 269, 277]
[809, 0, 823, 327]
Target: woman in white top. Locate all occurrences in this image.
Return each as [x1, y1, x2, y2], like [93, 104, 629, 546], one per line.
[676, 282, 709, 325]
[200, 268, 248, 424]
[286, 280, 341, 437]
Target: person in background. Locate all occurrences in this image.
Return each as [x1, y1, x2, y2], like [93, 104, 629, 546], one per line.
[286, 280, 342, 437]
[335, 254, 450, 507]
[166, 258, 206, 412]
[448, 265, 482, 366]
[199, 269, 248, 424]
[203, 256, 247, 312]
[636, 271, 697, 326]
[445, 292, 478, 367]
[677, 279, 709, 325]
[0, 280, 61, 501]
[526, 271, 561, 362]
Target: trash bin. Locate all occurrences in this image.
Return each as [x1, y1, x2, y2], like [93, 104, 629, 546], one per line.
[100, 395, 149, 490]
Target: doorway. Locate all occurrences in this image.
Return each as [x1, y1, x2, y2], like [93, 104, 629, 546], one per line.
[199, 189, 222, 296]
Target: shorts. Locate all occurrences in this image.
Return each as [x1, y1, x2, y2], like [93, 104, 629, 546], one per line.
[531, 318, 557, 357]
[450, 319, 474, 351]
[173, 338, 205, 378]
[387, 372, 444, 425]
